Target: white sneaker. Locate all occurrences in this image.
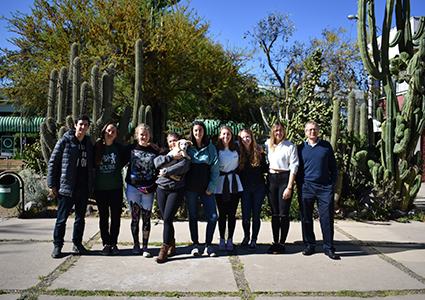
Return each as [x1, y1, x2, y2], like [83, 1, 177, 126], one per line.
[191, 245, 200, 256]
[142, 249, 151, 258]
[203, 245, 217, 257]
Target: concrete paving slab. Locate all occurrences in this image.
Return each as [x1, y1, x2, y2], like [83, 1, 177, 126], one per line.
[0, 294, 21, 300]
[374, 244, 425, 278]
[335, 220, 425, 243]
[0, 242, 66, 290]
[39, 297, 241, 300]
[257, 296, 425, 300]
[47, 243, 238, 292]
[116, 219, 351, 247]
[240, 244, 425, 292]
[0, 217, 99, 243]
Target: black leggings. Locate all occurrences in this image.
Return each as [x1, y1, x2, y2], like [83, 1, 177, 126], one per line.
[156, 187, 184, 245]
[215, 193, 240, 239]
[267, 172, 292, 244]
[95, 188, 123, 246]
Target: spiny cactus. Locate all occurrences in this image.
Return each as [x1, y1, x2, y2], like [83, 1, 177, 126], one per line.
[357, 0, 425, 210]
[40, 43, 114, 163]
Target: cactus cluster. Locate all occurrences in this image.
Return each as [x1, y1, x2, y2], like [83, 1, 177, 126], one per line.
[40, 39, 157, 164]
[357, 0, 425, 210]
[40, 43, 125, 163]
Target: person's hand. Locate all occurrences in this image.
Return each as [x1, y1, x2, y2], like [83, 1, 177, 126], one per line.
[159, 147, 166, 154]
[257, 145, 264, 153]
[173, 151, 183, 160]
[282, 187, 292, 200]
[49, 187, 57, 196]
[148, 142, 159, 151]
[205, 189, 212, 195]
[159, 169, 165, 177]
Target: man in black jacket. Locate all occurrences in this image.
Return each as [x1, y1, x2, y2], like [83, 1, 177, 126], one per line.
[47, 115, 94, 258]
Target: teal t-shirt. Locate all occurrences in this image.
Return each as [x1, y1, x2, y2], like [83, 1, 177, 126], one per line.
[94, 143, 123, 190]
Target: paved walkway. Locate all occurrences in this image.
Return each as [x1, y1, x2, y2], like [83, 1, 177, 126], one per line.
[0, 185, 425, 300]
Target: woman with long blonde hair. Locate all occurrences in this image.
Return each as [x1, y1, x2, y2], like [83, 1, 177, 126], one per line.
[265, 121, 299, 254]
[124, 123, 158, 258]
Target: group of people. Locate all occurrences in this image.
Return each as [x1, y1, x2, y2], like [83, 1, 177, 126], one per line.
[47, 114, 340, 264]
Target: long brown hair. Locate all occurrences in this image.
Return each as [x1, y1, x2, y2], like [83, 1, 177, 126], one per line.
[94, 122, 118, 166]
[238, 129, 261, 170]
[188, 121, 209, 148]
[269, 121, 287, 152]
[216, 126, 237, 151]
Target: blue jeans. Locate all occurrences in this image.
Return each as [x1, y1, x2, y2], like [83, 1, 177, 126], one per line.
[185, 191, 218, 246]
[241, 185, 266, 241]
[53, 188, 88, 248]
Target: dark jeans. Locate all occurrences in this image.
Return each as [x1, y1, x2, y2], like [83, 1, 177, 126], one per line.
[53, 188, 88, 248]
[241, 184, 266, 241]
[156, 187, 184, 245]
[267, 172, 291, 244]
[95, 188, 123, 246]
[185, 190, 218, 246]
[215, 193, 240, 239]
[298, 181, 335, 252]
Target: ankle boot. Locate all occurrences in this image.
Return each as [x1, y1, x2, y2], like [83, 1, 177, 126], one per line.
[167, 238, 176, 257]
[156, 243, 170, 263]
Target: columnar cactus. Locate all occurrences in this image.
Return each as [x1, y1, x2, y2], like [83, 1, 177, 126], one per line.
[357, 0, 425, 210]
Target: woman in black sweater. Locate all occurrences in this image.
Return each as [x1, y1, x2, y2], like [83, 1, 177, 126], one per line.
[238, 129, 268, 251]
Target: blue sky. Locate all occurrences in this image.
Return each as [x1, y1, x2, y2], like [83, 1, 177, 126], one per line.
[1, 0, 424, 71]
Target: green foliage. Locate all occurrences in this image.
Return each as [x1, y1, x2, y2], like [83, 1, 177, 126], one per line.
[23, 140, 47, 174]
[18, 168, 50, 209]
[0, 0, 255, 136]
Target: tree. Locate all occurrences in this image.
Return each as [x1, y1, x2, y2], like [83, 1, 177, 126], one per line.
[245, 9, 366, 144]
[0, 0, 255, 134]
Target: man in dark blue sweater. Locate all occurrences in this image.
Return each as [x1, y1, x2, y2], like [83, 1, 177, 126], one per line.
[296, 121, 340, 260]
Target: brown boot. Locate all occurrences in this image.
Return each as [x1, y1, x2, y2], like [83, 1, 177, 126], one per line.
[167, 238, 176, 257]
[156, 243, 170, 263]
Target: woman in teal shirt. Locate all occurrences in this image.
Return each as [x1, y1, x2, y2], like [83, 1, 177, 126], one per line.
[94, 122, 125, 256]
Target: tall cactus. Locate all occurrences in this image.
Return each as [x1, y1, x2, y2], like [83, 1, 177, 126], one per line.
[132, 39, 143, 134]
[40, 44, 114, 163]
[357, 0, 425, 210]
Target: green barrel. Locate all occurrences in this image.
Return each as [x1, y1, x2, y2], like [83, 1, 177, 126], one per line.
[0, 175, 20, 208]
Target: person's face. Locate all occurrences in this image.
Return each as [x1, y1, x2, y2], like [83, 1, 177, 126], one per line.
[240, 131, 252, 147]
[137, 129, 150, 146]
[305, 124, 319, 141]
[193, 125, 204, 141]
[167, 135, 179, 150]
[273, 125, 284, 142]
[104, 124, 117, 143]
[219, 129, 232, 146]
[74, 120, 89, 136]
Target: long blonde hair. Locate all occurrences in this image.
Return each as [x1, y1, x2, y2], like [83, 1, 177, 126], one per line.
[269, 121, 286, 152]
[238, 129, 261, 170]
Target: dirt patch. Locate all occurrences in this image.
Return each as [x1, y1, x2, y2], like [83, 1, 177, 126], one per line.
[0, 205, 19, 218]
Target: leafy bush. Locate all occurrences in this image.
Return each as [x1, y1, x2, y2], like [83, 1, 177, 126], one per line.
[23, 140, 47, 174]
[19, 168, 50, 208]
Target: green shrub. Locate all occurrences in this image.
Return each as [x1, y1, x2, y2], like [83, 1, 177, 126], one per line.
[23, 140, 47, 174]
[18, 168, 50, 208]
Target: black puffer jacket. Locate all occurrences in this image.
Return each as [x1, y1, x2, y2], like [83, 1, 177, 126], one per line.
[47, 130, 94, 197]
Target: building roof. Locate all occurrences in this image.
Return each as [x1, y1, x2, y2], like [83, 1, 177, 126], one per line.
[0, 116, 44, 133]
